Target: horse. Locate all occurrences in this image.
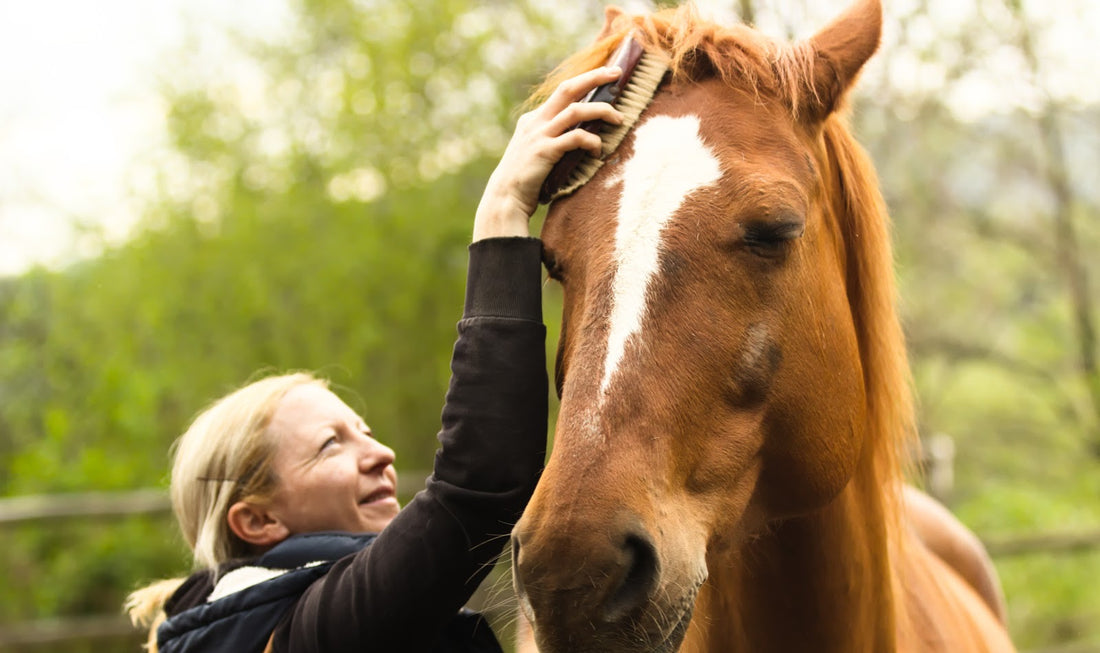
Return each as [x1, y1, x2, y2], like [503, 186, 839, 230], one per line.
[510, 1, 1016, 651]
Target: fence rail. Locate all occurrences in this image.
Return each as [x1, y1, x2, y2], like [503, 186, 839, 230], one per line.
[0, 489, 170, 525]
[985, 530, 1100, 557]
[0, 615, 139, 648]
[6, 487, 1099, 555]
[0, 476, 431, 526]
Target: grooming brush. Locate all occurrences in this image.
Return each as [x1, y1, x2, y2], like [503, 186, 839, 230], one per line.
[539, 33, 670, 204]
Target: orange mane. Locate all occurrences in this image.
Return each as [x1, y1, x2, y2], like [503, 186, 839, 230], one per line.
[822, 116, 918, 512]
[528, 4, 820, 116]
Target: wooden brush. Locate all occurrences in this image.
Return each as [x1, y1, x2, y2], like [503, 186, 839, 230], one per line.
[539, 33, 670, 204]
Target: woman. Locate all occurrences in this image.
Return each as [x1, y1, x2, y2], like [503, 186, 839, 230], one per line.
[127, 65, 624, 653]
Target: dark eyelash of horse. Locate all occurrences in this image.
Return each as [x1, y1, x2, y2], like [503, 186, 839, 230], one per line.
[741, 219, 805, 257]
[542, 252, 565, 281]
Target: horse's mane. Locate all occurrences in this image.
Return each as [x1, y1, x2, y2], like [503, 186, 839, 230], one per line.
[529, 4, 818, 116]
[531, 4, 917, 513]
[822, 116, 917, 505]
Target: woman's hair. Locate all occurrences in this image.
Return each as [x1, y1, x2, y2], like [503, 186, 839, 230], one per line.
[126, 372, 328, 631]
[172, 372, 328, 569]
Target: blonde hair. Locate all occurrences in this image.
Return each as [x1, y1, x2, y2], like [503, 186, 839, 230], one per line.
[126, 372, 328, 638]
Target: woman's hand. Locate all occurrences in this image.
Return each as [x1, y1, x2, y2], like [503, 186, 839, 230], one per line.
[472, 66, 624, 242]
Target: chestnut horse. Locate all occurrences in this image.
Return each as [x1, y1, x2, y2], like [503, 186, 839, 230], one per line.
[511, 1, 1015, 652]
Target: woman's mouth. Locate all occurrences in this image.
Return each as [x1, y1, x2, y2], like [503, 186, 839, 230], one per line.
[360, 486, 396, 505]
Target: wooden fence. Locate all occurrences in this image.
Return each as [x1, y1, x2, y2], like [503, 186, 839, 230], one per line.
[2, 486, 1099, 652]
[0, 477, 429, 651]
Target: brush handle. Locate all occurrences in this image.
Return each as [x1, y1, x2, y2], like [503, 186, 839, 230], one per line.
[539, 35, 645, 204]
[582, 36, 644, 106]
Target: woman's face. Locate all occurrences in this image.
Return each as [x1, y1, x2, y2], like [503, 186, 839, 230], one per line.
[264, 384, 401, 534]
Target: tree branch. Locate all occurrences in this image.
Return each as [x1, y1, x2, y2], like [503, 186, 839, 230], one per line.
[1009, 2, 1100, 454]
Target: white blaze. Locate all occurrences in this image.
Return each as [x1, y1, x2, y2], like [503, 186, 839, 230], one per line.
[600, 115, 723, 397]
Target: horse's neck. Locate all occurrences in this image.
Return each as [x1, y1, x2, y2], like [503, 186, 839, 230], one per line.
[682, 475, 899, 653]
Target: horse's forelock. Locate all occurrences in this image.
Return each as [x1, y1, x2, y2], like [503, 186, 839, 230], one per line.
[528, 5, 808, 114]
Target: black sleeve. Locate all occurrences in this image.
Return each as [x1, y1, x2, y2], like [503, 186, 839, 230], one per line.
[273, 237, 548, 652]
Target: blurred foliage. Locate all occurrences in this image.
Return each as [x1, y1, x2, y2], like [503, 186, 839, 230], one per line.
[0, 0, 1098, 651]
[852, 0, 1100, 648]
[0, 0, 595, 649]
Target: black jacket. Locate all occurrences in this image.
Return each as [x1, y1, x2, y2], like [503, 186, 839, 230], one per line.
[158, 238, 547, 652]
[157, 533, 502, 653]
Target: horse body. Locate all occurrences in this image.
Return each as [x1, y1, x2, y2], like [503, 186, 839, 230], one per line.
[678, 482, 1013, 652]
[512, 2, 1014, 651]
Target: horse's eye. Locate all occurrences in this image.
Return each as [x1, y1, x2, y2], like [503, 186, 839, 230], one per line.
[543, 251, 566, 281]
[742, 218, 804, 258]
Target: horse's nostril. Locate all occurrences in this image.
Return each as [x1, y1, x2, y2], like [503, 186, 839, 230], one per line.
[511, 533, 523, 589]
[511, 531, 539, 624]
[603, 531, 660, 622]
[513, 521, 661, 629]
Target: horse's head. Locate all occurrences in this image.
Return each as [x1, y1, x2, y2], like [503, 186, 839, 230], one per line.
[513, 2, 911, 651]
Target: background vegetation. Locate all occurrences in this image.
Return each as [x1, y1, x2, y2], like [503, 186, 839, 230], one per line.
[1, 0, 1097, 651]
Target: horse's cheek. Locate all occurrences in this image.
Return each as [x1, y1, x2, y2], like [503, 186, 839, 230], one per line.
[758, 350, 866, 515]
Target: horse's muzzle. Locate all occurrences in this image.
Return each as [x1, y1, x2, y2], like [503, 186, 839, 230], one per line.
[512, 518, 686, 651]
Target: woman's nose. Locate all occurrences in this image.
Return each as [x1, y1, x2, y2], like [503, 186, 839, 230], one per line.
[358, 437, 396, 473]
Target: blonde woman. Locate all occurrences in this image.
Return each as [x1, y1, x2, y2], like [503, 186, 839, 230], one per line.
[127, 66, 624, 653]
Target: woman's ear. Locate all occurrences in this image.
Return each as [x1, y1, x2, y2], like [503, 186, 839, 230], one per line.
[227, 500, 290, 548]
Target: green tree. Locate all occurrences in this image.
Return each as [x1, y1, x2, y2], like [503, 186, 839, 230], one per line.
[0, 0, 601, 648]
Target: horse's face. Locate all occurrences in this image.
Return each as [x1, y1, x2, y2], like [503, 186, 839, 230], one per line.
[517, 78, 864, 650]
[513, 4, 884, 652]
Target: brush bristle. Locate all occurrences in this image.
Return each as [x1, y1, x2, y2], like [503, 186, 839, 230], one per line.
[544, 50, 670, 202]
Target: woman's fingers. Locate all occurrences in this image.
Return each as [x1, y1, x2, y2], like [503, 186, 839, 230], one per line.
[471, 65, 629, 237]
[514, 94, 624, 167]
[539, 65, 623, 117]
[554, 128, 604, 158]
[544, 100, 624, 138]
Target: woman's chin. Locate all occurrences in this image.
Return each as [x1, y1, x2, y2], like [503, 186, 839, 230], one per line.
[359, 497, 401, 530]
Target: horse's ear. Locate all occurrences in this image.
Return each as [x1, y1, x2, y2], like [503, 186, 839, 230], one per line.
[596, 6, 627, 40]
[803, 0, 882, 121]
